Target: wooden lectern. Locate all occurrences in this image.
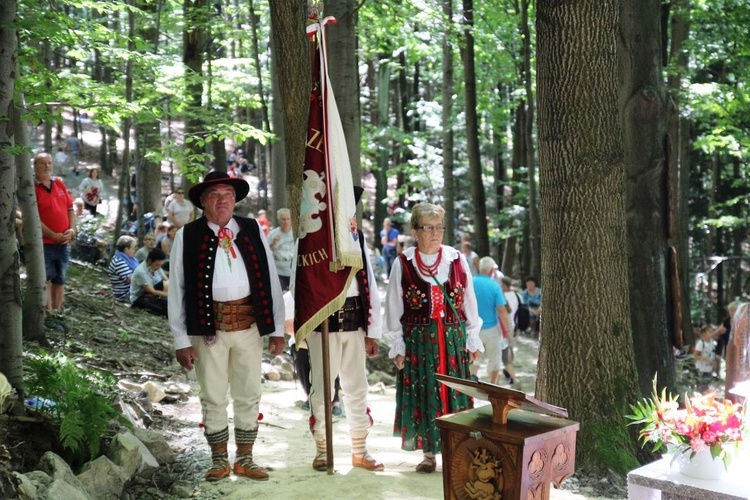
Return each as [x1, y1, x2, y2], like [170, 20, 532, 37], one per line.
[435, 375, 579, 500]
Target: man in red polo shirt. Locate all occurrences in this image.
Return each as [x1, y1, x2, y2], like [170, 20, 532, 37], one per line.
[34, 152, 76, 317]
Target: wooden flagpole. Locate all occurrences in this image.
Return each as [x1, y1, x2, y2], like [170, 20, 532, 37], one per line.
[322, 318, 334, 474]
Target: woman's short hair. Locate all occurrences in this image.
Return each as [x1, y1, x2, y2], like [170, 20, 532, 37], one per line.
[147, 247, 167, 263]
[410, 203, 445, 230]
[116, 235, 137, 252]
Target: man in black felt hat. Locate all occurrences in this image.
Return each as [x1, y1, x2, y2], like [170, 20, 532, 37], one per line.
[306, 186, 385, 472]
[168, 171, 285, 482]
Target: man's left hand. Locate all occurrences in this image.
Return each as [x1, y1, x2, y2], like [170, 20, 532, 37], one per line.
[468, 350, 480, 362]
[268, 336, 285, 357]
[365, 337, 379, 358]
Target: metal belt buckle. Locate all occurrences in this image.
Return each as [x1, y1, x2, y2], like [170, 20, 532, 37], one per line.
[337, 309, 344, 331]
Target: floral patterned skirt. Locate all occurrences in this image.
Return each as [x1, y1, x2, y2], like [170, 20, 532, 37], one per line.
[393, 322, 473, 454]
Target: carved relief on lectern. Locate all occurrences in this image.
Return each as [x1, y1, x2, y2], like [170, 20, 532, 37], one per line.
[550, 443, 573, 487]
[450, 437, 513, 500]
[527, 449, 548, 480]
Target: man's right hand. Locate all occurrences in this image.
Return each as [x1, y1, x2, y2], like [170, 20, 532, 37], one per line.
[176, 347, 199, 371]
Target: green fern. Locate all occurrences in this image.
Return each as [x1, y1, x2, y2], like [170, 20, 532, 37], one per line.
[25, 351, 130, 462]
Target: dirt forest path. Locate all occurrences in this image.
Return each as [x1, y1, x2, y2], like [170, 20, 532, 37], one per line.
[26, 116, 623, 499]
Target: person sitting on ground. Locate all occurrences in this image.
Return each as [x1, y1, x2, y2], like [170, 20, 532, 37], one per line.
[130, 247, 169, 317]
[159, 222, 176, 258]
[268, 208, 294, 291]
[154, 220, 169, 241]
[227, 161, 241, 178]
[522, 276, 542, 333]
[108, 235, 139, 302]
[135, 233, 157, 262]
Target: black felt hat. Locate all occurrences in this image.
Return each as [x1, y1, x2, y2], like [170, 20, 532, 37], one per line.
[188, 171, 250, 210]
[353, 185, 364, 204]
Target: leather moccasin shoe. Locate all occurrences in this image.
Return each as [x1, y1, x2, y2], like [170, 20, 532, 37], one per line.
[233, 457, 269, 481]
[312, 453, 327, 471]
[415, 456, 436, 473]
[352, 453, 384, 471]
[205, 463, 231, 481]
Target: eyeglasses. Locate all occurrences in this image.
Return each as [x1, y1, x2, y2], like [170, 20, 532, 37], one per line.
[417, 225, 445, 233]
[176, 191, 184, 194]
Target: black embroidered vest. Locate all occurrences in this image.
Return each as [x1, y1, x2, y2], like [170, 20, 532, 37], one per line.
[399, 251, 467, 327]
[182, 216, 275, 336]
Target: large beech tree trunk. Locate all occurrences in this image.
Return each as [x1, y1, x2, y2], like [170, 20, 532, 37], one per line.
[536, 0, 640, 472]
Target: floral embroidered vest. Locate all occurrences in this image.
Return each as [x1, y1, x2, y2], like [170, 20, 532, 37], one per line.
[398, 252, 467, 327]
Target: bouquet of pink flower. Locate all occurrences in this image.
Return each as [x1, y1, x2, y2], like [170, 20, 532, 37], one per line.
[626, 377, 747, 468]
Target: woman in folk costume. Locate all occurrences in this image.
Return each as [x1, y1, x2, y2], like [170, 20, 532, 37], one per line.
[726, 301, 750, 403]
[384, 202, 484, 473]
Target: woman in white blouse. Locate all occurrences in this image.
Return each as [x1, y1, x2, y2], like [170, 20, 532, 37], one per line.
[383, 202, 483, 474]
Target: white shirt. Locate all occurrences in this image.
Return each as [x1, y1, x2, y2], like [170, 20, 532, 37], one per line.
[167, 199, 194, 227]
[168, 217, 285, 350]
[383, 245, 483, 358]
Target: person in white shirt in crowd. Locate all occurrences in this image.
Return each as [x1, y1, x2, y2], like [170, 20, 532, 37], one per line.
[134, 233, 157, 262]
[166, 188, 195, 229]
[267, 208, 294, 291]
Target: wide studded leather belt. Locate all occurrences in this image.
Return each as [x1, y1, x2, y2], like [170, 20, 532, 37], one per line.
[314, 297, 365, 333]
[213, 296, 255, 332]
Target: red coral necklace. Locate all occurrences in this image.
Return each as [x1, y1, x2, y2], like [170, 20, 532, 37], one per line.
[415, 247, 442, 276]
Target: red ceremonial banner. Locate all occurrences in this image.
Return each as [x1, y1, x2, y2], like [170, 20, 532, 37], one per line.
[294, 21, 361, 345]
